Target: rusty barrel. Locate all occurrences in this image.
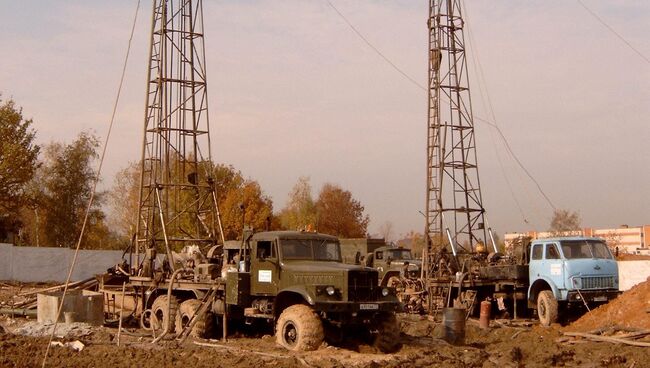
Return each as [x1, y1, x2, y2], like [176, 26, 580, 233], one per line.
[479, 300, 491, 329]
[442, 307, 465, 345]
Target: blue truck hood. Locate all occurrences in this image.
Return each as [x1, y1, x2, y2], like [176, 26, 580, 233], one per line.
[564, 258, 618, 278]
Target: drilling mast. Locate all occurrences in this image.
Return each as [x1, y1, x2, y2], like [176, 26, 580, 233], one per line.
[424, 0, 487, 275]
[134, 0, 222, 272]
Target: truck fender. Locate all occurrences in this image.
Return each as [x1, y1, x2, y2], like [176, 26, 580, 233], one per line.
[274, 287, 315, 318]
[527, 277, 561, 303]
[380, 271, 401, 287]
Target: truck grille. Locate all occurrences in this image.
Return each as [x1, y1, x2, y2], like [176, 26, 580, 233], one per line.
[581, 276, 615, 289]
[348, 271, 377, 302]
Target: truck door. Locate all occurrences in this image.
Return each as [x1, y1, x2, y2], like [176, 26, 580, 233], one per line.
[544, 242, 564, 289]
[250, 240, 279, 295]
[529, 243, 544, 279]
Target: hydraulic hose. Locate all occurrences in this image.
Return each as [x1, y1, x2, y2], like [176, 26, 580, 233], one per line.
[151, 268, 187, 344]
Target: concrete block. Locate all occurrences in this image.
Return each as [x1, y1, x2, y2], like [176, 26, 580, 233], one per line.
[618, 260, 650, 291]
[37, 290, 104, 326]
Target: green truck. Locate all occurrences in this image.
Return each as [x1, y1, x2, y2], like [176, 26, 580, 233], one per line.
[111, 231, 401, 352]
[340, 239, 424, 313]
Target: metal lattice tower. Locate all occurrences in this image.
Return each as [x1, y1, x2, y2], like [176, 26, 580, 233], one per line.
[424, 0, 487, 265]
[135, 0, 222, 269]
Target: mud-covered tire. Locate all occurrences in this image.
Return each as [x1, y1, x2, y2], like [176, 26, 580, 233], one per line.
[276, 304, 324, 351]
[374, 312, 400, 353]
[151, 295, 179, 333]
[175, 299, 214, 338]
[537, 290, 558, 327]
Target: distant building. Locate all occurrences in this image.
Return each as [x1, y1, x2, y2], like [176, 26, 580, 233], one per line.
[504, 225, 650, 254]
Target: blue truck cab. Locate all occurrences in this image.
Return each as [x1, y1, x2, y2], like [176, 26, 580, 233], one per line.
[527, 237, 619, 326]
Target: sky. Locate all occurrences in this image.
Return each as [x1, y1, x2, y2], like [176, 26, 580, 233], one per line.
[1, 0, 648, 240]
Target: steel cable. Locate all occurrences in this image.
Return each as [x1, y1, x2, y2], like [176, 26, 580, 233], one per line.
[41, 1, 142, 366]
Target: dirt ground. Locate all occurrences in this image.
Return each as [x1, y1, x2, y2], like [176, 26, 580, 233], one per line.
[1, 282, 649, 368]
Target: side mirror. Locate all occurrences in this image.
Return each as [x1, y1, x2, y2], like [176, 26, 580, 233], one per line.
[386, 256, 393, 265]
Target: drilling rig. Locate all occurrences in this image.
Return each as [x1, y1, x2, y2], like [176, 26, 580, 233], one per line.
[134, 0, 223, 278]
[100, 0, 401, 351]
[421, 0, 528, 319]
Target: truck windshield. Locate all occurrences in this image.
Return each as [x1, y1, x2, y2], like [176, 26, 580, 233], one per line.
[387, 249, 413, 260]
[280, 239, 342, 261]
[560, 240, 613, 260]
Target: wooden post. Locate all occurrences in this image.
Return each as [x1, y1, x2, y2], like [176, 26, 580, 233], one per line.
[117, 282, 126, 346]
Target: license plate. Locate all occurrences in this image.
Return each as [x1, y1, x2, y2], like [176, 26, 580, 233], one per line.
[593, 296, 607, 302]
[360, 303, 379, 310]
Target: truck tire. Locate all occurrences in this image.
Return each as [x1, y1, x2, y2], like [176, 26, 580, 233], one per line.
[537, 290, 558, 326]
[374, 312, 400, 353]
[175, 299, 215, 338]
[276, 304, 324, 351]
[151, 295, 179, 333]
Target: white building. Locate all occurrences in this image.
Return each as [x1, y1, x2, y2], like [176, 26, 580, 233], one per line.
[504, 225, 650, 254]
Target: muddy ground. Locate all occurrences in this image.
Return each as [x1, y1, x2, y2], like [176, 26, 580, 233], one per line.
[1, 282, 648, 368]
[1, 315, 648, 368]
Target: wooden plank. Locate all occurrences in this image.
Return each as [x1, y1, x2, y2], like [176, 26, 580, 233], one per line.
[564, 332, 650, 347]
[17, 278, 94, 296]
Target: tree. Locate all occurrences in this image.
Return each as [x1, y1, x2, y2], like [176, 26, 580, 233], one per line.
[108, 161, 140, 238]
[279, 176, 317, 231]
[212, 163, 245, 203]
[0, 98, 40, 237]
[396, 231, 425, 258]
[549, 209, 581, 235]
[107, 161, 275, 243]
[40, 132, 106, 247]
[377, 221, 395, 242]
[315, 183, 369, 238]
[220, 180, 274, 240]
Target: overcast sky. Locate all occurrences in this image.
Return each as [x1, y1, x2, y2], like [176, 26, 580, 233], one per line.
[1, 0, 648, 239]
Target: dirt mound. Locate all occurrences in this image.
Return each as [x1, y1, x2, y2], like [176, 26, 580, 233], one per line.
[567, 279, 650, 332]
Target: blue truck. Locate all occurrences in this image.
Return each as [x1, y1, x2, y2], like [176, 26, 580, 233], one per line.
[527, 237, 619, 326]
[423, 236, 619, 326]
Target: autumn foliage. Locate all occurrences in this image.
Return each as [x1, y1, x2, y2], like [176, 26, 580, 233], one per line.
[279, 178, 369, 238]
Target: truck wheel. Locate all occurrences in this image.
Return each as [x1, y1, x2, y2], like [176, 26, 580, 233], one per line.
[276, 304, 324, 351]
[151, 295, 179, 333]
[175, 299, 215, 338]
[374, 312, 400, 353]
[537, 290, 558, 326]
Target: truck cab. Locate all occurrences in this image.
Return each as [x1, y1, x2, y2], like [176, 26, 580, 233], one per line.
[527, 237, 619, 325]
[230, 231, 401, 352]
[368, 246, 421, 285]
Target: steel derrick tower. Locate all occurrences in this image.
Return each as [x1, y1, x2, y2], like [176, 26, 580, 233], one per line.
[134, 0, 222, 271]
[424, 0, 487, 274]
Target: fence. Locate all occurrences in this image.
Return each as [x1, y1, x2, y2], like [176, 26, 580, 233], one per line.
[0, 243, 125, 282]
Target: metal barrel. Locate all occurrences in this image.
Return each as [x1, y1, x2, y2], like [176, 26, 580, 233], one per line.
[442, 307, 466, 345]
[479, 300, 491, 329]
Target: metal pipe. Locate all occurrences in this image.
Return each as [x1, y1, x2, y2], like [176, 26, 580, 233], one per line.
[222, 297, 228, 342]
[446, 228, 457, 257]
[155, 185, 175, 272]
[488, 228, 498, 253]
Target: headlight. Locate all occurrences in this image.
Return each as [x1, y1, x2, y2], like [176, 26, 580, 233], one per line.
[326, 286, 336, 296]
[382, 288, 390, 297]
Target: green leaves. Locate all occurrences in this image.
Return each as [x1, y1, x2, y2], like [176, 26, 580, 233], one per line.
[0, 98, 40, 214]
